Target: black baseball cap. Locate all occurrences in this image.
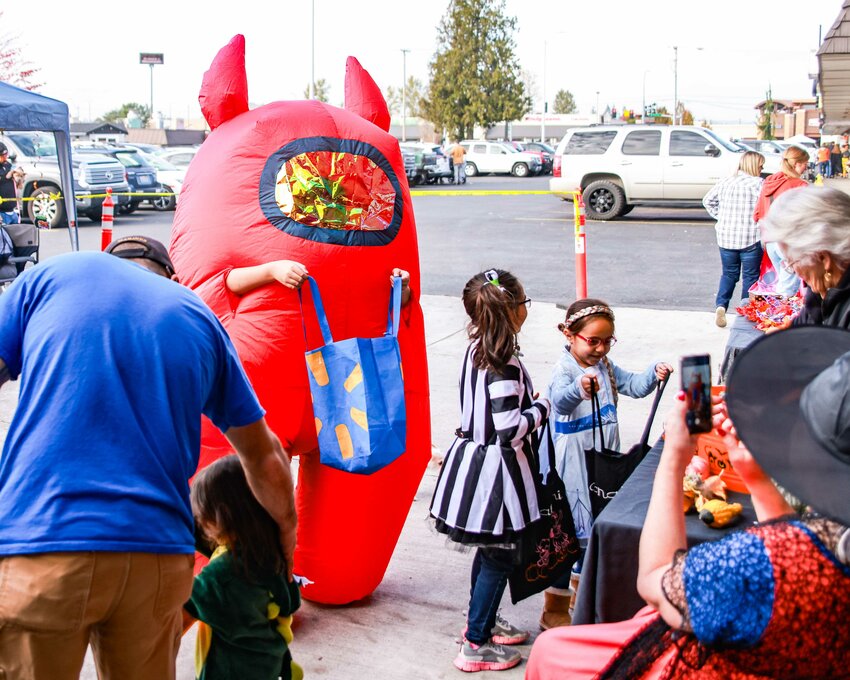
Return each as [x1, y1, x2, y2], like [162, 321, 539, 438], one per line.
[0, 143, 7, 155]
[105, 235, 176, 277]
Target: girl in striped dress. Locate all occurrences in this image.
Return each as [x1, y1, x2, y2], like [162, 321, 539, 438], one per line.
[430, 269, 550, 673]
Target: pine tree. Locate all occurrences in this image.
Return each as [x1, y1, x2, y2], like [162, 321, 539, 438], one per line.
[422, 0, 530, 141]
[303, 79, 330, 103]
[553, 89, 576, 114]
[385, 77, 425, 118]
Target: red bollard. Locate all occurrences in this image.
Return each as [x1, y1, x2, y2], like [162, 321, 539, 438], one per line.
[573, 193, 587, 298]
[100, 188, 114, 251]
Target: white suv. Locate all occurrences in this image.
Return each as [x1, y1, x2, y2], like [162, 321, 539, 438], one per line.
[549, 125, 747, 219]
[460, 140, 542, 177]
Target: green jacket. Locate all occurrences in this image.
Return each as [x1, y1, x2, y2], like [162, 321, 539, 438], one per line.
[185, 547, 301, 680]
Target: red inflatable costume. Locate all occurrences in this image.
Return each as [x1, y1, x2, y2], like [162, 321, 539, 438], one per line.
[170, 35, 431, 604]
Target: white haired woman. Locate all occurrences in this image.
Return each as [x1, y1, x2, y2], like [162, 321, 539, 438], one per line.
[703, 151, 765, 327]
[762, 185, 850, 328]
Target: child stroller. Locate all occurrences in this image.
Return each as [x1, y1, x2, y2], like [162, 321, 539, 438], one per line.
[0, 221, 39, 288]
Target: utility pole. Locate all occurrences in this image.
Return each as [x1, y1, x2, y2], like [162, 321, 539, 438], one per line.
[673, 45, 679, 125]
[541, 41, 547, 142]
[401, 48, 410, 141]
[309, 0, 315, 99]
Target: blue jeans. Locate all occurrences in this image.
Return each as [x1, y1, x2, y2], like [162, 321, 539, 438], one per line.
[716, 242, 763, 309]
[0, 209, 19, 225]
[453, 162, 466, 184]
[466, 548, 514, 644]
[765, 241, 801, 296]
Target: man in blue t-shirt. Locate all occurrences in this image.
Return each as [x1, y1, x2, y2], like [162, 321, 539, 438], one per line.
[0, 237, 297, 680]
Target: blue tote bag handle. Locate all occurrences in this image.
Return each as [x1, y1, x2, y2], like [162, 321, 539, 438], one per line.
[299, 275, 334, 347]
[300, 275, 402, 348]
[386, 276, 402, 338]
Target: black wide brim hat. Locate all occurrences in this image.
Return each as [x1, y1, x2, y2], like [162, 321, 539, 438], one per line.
[727, 325, 850, 526]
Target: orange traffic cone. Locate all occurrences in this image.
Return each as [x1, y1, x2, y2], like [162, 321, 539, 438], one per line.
[100, 188, 114, 251]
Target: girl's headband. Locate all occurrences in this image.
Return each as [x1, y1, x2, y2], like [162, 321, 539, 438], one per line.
[563, 305, 614, 329]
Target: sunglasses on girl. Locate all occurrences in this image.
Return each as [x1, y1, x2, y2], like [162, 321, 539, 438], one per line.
[574, 332, 617, 348]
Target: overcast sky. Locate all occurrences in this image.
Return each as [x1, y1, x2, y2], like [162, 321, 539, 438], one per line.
[3, 0, 843, 125]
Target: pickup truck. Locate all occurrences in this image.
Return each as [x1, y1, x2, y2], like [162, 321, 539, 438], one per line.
[1, 131, 131, 228]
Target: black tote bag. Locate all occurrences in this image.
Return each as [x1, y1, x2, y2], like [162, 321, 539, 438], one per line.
[508, 422, 581, 604]
[583, 378, 667, 518]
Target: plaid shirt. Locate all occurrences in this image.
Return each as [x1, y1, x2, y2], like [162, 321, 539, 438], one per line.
[702, 172, 763, 250]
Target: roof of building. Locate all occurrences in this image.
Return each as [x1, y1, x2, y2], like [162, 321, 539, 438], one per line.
[818, 0, 850, 134]
[70, 121, 127, 135]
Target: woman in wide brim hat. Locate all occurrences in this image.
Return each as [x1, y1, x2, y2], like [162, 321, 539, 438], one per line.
[526, 326, 850, 680]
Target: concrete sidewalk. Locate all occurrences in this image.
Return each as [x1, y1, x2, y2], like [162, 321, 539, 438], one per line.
[0, 294, 731, 679]
[274, 296, 729, 680]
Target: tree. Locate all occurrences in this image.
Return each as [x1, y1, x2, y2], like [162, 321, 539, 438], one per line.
[385, 77, 425, 118]
[101, 103, 151, 127]
[553, 89, 576, 114]
[0, 13, 41, 91]
[756, 87, 775, 140]
[681, 107, 694, 126]
[303, 78, 330, 103]
[422, 0, 531, 141]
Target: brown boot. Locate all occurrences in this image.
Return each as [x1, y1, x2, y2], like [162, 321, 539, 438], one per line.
[539, 590, 572, 630]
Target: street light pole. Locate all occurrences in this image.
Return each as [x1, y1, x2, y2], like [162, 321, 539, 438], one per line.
[596, 91, 600, 121]
[309, 0, 315, 99]
[673, 45, 678, 125]
[642, 70, 649, 124]
[401, 48, 410, 142]
[541, 41, 546, 143]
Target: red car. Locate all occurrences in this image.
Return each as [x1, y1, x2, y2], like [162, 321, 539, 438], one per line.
[502, 141, 552, 174]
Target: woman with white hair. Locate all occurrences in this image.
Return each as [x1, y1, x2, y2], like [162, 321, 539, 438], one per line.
[762, 185, 850, 328]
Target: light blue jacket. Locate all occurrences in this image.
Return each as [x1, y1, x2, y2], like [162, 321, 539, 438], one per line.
[545, 348, 658, 539]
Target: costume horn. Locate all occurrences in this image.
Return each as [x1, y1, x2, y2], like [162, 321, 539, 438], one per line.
[199, 34, 249, 130]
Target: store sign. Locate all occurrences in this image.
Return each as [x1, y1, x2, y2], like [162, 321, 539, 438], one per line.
[139, 53, 164, 65]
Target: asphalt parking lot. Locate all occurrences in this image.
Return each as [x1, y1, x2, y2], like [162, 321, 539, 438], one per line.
[40, 173, 722, 312]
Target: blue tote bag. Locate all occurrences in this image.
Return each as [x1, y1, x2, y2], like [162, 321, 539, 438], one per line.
[300, 275, 407, 474]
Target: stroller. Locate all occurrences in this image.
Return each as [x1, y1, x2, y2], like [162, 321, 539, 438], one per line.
[0, 221, 39, 288]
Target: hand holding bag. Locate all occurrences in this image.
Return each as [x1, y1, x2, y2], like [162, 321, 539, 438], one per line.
[584, 378, 667, 518]
[300, 275, 406, 474]
[508, 421, 581, 604]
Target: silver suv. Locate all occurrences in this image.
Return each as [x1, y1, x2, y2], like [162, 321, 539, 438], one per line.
[1, 132, 131, 228]
[460, 140, 542, 178]
[549, 125, 751, 220]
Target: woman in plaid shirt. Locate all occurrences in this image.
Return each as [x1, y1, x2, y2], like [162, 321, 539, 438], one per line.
[702, 151, 765, 327]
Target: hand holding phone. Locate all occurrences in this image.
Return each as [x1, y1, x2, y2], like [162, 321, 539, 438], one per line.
[680, 354, 712, 434]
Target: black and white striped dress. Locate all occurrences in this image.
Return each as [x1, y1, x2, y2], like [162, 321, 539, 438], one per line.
[430, 343, 549, 546]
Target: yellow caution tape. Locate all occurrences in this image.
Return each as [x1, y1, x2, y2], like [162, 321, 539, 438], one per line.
[409, 189, 579, 197]
[0, 191, 177, 204]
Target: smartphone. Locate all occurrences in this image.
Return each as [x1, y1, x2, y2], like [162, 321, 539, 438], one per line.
[680, 354, 712, 434]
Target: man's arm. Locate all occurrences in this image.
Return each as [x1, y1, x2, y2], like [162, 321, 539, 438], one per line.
[223, 419, 297, 580]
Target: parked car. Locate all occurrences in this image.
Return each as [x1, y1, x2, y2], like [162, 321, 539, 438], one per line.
[550, 125, 754, 220]
[460, 140, 542, 177]
[522, 141, 556, 174]
[75, 145, 161, 214]
[1, 131, 131, 227]
[400, 142, 452, 184]
[730, 140, 782, 175]
[503, 141, 550, 175]
[139, 152, 185, 211]
[156, 146, 199, 168]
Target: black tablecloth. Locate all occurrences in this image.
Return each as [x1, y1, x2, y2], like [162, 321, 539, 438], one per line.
[719, 314, 763, 383]
[571, 439, 757, 625]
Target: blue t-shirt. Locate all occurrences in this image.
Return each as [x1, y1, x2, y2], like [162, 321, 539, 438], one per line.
[0, 252, 265, 555]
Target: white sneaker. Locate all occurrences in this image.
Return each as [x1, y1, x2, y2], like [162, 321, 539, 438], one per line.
[715, 306, 727, 328]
